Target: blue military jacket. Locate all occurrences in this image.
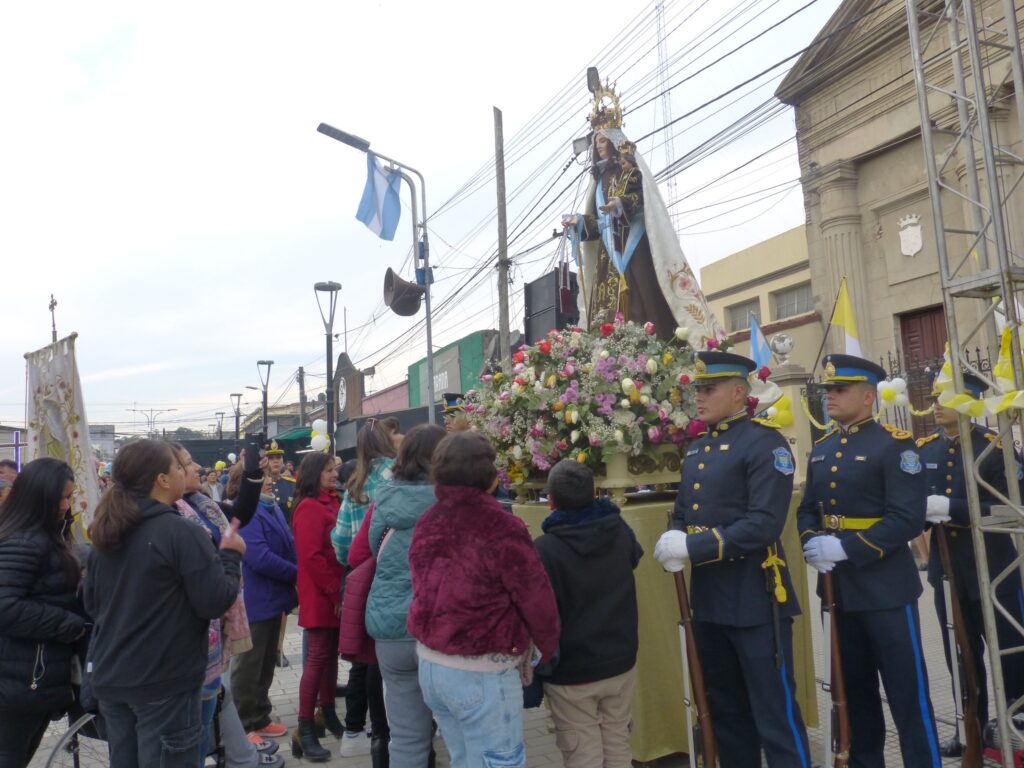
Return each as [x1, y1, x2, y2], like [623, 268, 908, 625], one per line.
[273, 476, 295, 520]
[672, 412, 800, 627]
[797, 417, 926, 612]
[917, 426, 1021, 602]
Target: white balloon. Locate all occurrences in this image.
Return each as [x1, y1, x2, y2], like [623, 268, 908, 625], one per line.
[891, 377, 907, 394]
[895, 393, 910, 408]
[767, 406, 779, 418]
[310, 434, 329, 451]
[227, 452, 237, 463]
[877, 381, 894, 395]
[311, 419, 328, 434]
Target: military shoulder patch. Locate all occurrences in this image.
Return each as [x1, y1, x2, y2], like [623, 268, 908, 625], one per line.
[915, 433, 940, 449]
[900, 450, 922, 475]
[752, 417, 780, 429]
[814, 429, 837, 445]
[772, 447, 795, 476]
[883, 423, 914, 440]
[282, 476, 296, 483]
[983, 433, 1004, 448]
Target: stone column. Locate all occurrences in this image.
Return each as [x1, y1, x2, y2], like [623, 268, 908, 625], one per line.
[772, 364, 813, 486]
[813, 161, 872, 356]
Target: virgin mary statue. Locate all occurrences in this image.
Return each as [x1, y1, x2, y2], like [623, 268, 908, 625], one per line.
[562, 79, 725, 344]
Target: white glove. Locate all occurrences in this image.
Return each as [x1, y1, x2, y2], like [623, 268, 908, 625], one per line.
[803, 536, 848, 573]
[654, 530, 689, 572]
[926, 494, 951, 524]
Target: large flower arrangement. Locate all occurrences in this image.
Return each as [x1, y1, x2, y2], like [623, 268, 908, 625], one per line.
[465, 317, 707, 484]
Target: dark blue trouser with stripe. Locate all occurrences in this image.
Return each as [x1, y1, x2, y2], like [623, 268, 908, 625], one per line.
[693, 618, 810, 768]
[933, 585, 1024, 727]
[837, 603, 941, 768]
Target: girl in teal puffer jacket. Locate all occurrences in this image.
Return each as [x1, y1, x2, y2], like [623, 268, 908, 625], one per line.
[365, 424, 446, 768]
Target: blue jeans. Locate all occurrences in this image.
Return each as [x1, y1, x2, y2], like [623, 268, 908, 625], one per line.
[100, 688, 202, 768]
[199, 690, 220, 767]
[418, 659, 525, 768]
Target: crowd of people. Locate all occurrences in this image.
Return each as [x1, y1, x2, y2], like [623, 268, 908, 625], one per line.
[0, 349, 1018, 768]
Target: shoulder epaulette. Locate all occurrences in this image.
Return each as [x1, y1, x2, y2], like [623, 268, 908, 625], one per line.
[883, 423, 914, 440]
[915, 433, 941, 448]
[815, 429, 837, 445]
[752, 417, 780, 429]
[282, 476, 296, 483]
[983, 432, 1004, 448]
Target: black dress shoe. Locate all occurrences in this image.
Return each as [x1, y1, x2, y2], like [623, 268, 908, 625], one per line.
[939, 736, 963, 757]
[275, 652, 289, 668]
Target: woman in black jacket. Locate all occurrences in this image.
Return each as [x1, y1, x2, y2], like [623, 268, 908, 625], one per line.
[0, 458, 88, 768]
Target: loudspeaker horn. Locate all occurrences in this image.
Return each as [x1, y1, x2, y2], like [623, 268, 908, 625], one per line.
[384, 267, 425, 316]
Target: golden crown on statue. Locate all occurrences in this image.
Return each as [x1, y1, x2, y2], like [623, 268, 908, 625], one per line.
[589, 81, 623, 131]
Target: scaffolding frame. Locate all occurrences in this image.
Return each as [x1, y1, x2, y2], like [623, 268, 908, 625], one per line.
[906, 0, 1024, 761]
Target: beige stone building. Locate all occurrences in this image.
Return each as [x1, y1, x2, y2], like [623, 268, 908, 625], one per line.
[702, 226, 823, 372]
[773, 0, 1017, 398]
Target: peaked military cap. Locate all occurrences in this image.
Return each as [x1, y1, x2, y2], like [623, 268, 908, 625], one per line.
[692, 351, 756, 383]
[820, 354, 886, 387]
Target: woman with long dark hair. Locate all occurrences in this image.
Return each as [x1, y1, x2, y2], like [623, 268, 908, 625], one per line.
[0, 458, 87, 768]
[84, 439, 245, 768]
[330, 420, 396, 758]
[290, 452, 342, 762]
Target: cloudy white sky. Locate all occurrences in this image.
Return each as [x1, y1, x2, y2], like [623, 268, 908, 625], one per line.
[1, 0, 843, 434]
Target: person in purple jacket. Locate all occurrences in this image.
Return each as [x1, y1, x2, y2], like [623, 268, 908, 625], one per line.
[230, 474, 298, 738]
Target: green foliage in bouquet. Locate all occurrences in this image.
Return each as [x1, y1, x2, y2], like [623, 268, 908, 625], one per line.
[464, 318, 702, 484]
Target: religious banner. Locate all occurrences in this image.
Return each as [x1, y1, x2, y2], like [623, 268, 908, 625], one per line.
[25, 332, 101, 539]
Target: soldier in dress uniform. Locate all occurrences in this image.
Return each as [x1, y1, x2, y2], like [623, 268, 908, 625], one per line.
[798, 354, 940, 768]
[265, 440, 295, 523]
[917, 372, 1024, 756]
[654, 351, 810, 768]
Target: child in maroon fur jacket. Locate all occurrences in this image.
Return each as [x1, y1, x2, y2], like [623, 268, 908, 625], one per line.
[407, 431, 559, 768]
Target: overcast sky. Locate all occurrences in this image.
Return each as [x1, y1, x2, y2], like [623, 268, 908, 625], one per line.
[1, 0, 843, 435]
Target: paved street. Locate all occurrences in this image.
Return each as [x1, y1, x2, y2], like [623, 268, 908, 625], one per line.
[31, 564, 978, 767]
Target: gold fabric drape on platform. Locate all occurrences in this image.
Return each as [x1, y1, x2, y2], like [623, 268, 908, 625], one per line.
[514, 493, 817, 763]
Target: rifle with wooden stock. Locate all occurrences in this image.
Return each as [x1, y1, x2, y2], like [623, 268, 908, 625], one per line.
[821, 571, 851, 767]
[672, 567, 717, 767]
[818, 502, 850, 768]
[933, 521, 983, 767]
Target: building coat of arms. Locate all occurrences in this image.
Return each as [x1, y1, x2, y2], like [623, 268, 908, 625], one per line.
[898, 213, 923, 257]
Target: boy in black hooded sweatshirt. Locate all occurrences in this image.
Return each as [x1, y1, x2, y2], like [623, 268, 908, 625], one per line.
[535, 460, 643, 768]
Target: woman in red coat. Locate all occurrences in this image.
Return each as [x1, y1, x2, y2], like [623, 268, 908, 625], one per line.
[291, 452, 342, 762]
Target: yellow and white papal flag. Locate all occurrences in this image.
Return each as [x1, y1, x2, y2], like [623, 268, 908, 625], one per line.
[25, 333, 102, 540]
[833, 277, 862, 356]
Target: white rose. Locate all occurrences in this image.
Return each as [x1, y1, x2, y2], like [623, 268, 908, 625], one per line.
[614, 429, 624, 442]
[674, 326, 691, 341]
[600, 350, 610, 359]
[640, 395, 650, 405]
[512, 445, 523, 459]
[646, 359, 658, 375]
[620, 399, 631, 409]
[570, 430, 580, 443]
[569, 410, 579, 424]
[621, 378, 636, 393]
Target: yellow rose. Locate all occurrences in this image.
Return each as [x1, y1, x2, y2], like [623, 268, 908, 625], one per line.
[552, 401, 564, 412]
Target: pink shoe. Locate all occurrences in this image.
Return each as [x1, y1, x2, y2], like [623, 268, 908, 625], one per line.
[252, 722, 289, 739]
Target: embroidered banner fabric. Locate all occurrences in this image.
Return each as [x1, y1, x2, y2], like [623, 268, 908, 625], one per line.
[25, 333, 101, 538]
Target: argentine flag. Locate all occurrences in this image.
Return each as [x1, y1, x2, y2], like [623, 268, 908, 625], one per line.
[356, 152, 402, 241]
[750, 313, 772, 369]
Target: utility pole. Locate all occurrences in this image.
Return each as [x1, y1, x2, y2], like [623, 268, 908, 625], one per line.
[215, 412, 225, 441]
[298, 367, 308, 424]
[230, 394, 242, 441]
[494, 106, 512, 371]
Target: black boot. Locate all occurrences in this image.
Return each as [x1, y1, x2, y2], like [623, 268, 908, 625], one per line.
[320, 705, 345, 738]
[370, 734, 390, 768]
[292, 720, 331, 762]
[939, 736, 964, 757]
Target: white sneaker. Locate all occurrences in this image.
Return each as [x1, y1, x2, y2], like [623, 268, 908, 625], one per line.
[339, 730, 371, 757]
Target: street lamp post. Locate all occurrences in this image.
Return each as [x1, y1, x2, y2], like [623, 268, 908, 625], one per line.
[230, 394, 242, 440]
[215, 412, 225, 441]
[314, 281, 342, 441]
[127, 407, 178, 437]
[257, 360, 274, 436]
[317, 123, 437, 424]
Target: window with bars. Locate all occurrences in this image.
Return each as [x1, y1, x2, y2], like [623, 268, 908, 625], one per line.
[726, 298, 761, 333]
[772, 283, 814, 320]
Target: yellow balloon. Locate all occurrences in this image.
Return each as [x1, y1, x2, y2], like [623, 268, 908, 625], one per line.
[777, 411, 793, 427]
[775, 394, 792, 412]
[881, 388, 897, 402]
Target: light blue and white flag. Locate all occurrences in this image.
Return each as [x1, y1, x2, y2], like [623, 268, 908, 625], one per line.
[750, 313, 772, 369]
[356, 152, 401, 241]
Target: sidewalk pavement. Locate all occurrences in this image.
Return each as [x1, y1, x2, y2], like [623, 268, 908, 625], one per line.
[29, 565, 966, 767]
